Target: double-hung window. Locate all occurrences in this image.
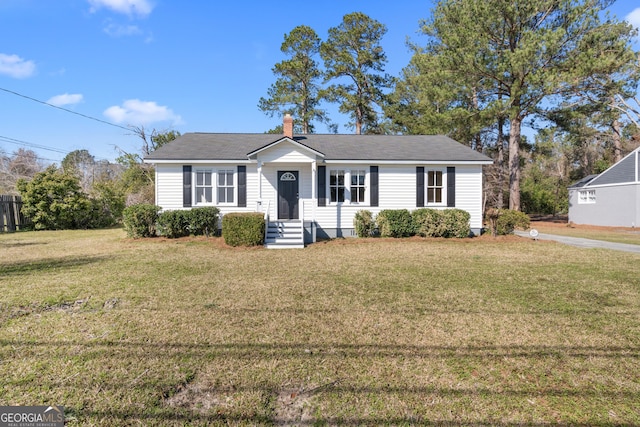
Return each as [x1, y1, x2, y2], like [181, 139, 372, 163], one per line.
[350, 169, 366, 203]
[217, 169, 235, 204]
[195, 170, 213, 204]
[427, 170, 444, 204]
[330, 170, 345, 203]
[578, 189, 596, 204]
[328, 169, 367, 204]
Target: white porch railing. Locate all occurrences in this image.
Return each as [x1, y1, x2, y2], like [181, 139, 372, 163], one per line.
[299, 199, 305, 236]
[262, 200, 271, 242]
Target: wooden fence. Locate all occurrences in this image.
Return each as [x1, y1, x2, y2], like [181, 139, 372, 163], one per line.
[0, 195, 30, 232]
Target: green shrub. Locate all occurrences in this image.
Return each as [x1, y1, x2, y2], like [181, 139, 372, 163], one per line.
[493, 209, 530, 235]
[376, 209, 414, 238]
[157, 210, 190, 238]
[122, 204, 160, 238]
[17, 165, 93, 230]
[187, 207, 220, 237]
[354, 210, 376, 237]
[441, 209, 471, 238]
[222, 212, 265, 247]
[413, 208, 446, 237]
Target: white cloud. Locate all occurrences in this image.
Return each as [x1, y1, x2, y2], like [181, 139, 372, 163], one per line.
[47, 93, 84, 107]
[104, 99, 183, 126]
[103, 23, 142, 37]
[88, 0, 154, 17]
[626, 8, 640, 32]
[0, 53, 35, 78]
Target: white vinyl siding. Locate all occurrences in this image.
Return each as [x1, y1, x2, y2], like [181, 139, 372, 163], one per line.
[155, 162, 485, 233]
[155, 164, 184, 210]
[154, 164, 257, 214]
[257, 141, 316, 163]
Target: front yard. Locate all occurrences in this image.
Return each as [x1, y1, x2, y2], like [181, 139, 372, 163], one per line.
[1, 229, 639, 425]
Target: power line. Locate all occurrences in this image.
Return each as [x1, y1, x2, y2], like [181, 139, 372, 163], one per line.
[0, 86, 131, 131]
[0, 135, 112, 163]
[0, 135, 69, 154]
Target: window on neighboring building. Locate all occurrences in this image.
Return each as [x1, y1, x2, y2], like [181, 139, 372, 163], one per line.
[195, 170, 213, 204]
[217, 169, 234, 203]
[350, 169, 366, 203]
[427, 170, 444, 204]
[330, 170, 345, 203]
[578, 189, 596, 204]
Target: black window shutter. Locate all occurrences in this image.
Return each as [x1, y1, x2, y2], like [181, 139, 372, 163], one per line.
[370, 166, 379, 207]
[237, 165, 246, 207]
[416, 166, 425, 207]
[183, 165, 192, 207]
[447, 166, 455, 207]
[317, 165, 326, 207]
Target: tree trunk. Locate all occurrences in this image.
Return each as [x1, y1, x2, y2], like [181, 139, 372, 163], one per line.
[508, 117, 522, 211]
[612, 118, 622, 163]
[497, 116, 505, 209]
[355, 109, 362, 135]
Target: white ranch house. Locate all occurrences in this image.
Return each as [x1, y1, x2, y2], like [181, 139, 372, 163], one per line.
[145, 115, 492, 247]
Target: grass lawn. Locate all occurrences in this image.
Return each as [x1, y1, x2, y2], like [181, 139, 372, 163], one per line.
[1, 229, 639, 426]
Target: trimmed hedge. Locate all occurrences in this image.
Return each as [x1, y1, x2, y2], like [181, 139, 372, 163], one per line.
[356, 208, 472, 239]
[441, 209, 471, 238]
[122, 204, 160, 238]
[157, 210, 190, 238]
[494, 209, 530, 235]
[188, 207, 220, 237]
[222, 212, 265, 247]
[354, 210, 376, 237]
[413, 208, 447, 237]
[376, 209, 414, 238]
[411, 208, 470, 238]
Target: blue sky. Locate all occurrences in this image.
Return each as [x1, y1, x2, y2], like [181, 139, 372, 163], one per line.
[1, 0, 639, 164]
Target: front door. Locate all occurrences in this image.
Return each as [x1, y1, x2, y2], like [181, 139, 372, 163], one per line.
[278, 171, 299, 220]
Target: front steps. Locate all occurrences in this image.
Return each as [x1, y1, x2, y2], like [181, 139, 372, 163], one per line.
[265, 220, 304, 249]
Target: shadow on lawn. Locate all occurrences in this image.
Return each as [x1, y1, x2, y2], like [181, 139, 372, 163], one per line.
[2, 340, 639, 360]
[0, 255, 110, 276]
[2, 339, 639, 425]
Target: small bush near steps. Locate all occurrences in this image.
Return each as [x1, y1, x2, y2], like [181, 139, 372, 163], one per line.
[222, 212, 265, 247]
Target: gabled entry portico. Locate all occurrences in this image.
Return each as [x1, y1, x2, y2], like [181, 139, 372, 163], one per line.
[248, 137, 324, 248]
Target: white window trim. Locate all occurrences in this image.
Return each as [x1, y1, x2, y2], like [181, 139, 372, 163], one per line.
[194, 169, 214, 206]
[216, 169, 237, 205]
[327, 168, 369, 206]
[349, 169, 367, 204]
[425, 168, 447, 206]
[578, 189, 596, 204]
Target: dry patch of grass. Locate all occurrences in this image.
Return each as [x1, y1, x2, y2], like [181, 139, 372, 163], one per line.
[1, 229, 639, 425]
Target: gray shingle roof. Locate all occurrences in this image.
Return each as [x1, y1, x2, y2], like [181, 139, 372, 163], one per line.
[568, 174, 599, 189]
[144, 133, 493, 163]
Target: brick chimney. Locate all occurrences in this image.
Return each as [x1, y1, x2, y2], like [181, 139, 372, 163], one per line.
[283, 114, 293, 138]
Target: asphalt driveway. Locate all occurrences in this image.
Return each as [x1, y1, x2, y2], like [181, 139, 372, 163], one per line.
[514, 230, 640, 254]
